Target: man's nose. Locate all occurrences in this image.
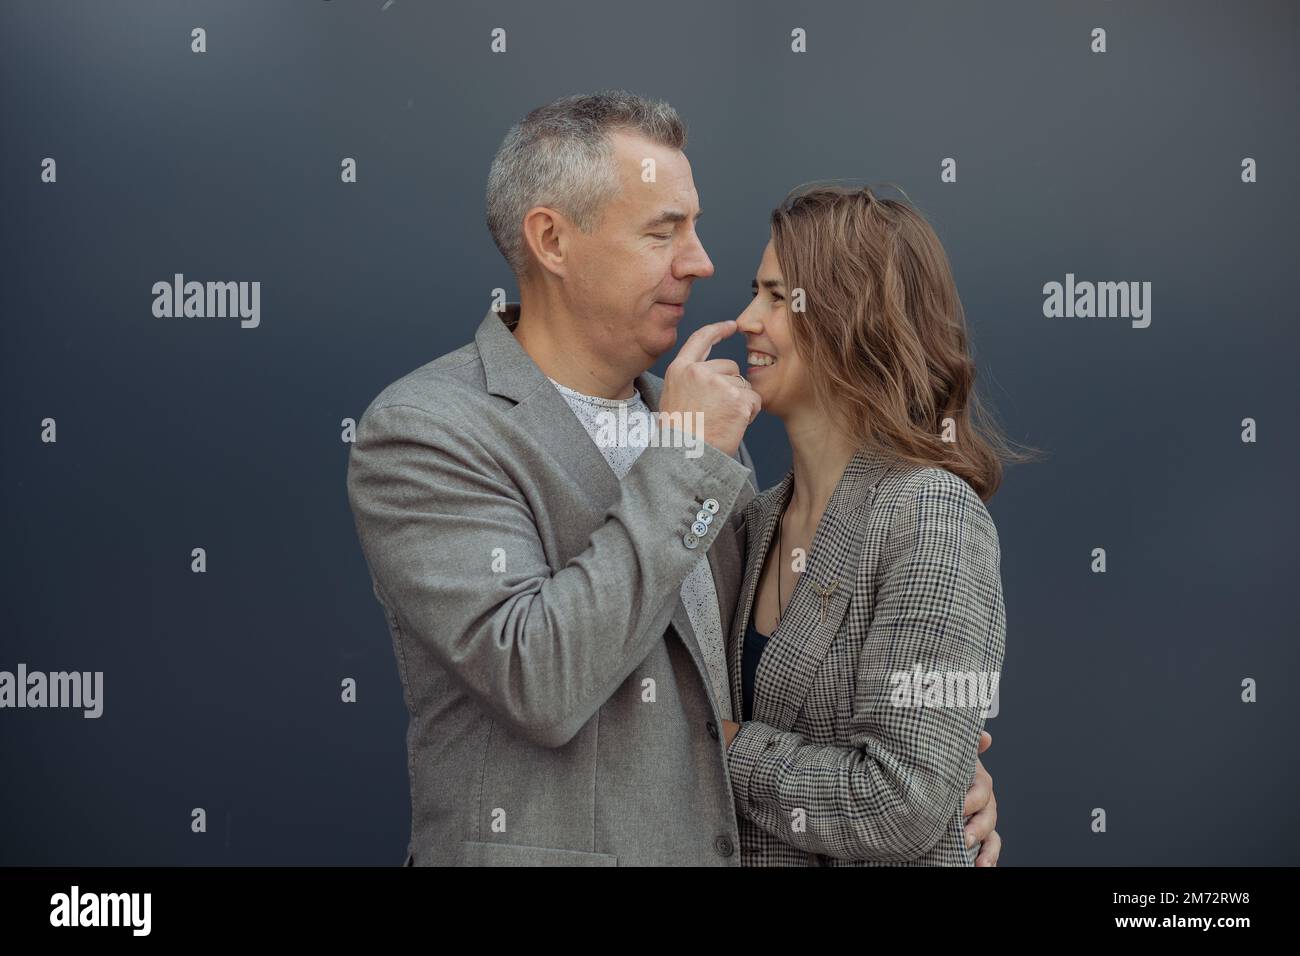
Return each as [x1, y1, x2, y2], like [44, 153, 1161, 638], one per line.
[675, 229, 714, 280]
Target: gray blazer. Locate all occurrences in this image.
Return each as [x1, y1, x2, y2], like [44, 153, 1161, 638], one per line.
[725, 447, 1006, 866]
[346, 305, 760, 866]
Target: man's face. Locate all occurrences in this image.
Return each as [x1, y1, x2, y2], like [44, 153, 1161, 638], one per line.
[561, 131, 714, 366]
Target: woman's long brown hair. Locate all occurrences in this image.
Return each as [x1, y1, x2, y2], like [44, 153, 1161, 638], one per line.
[769, 183, 1037, 502]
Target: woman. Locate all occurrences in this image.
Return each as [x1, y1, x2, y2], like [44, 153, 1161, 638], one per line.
[720, 184, 1027, 866]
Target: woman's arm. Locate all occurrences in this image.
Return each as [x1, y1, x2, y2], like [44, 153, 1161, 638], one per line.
[725, 470, 1006, 862]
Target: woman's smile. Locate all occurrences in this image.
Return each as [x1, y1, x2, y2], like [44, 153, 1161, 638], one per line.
[746, 349, 778, 377]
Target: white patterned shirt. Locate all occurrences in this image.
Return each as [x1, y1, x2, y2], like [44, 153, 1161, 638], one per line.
[548, 377, 733, 720]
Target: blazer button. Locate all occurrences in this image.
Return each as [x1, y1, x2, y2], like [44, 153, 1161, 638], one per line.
[714, 835, 735, 858]
[695, 509, 713, 525]
[682, 532, 699, 550]
[691, 520, 710, 536]
[706, 721, 719, 740]
[701, 497, 720, 514]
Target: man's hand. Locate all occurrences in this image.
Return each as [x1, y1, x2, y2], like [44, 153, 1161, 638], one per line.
[963, 730, 1001, 866]
[658, 320, 761, 457]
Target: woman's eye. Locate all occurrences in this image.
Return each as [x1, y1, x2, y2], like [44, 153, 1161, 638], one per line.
[771, 293, 784, 302]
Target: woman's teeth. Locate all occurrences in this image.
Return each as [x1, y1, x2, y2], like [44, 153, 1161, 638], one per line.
[748, 352, 778, 367]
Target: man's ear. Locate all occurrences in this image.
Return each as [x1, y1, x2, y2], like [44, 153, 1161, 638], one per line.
[521, 205, 570, 279]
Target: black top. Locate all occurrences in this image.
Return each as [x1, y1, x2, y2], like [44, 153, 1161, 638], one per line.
[740, 616, 773, 722]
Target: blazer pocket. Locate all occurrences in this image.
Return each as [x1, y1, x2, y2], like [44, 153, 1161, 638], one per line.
[461, 840, 617, 867]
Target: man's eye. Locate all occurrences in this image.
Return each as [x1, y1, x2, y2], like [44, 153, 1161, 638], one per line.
[651, 233, 671, 240]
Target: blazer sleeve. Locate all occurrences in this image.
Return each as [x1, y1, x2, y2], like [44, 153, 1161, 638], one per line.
[346, 402, 754, 750]
[726, 470, 1006, 862]
[735, 438, 760, 495]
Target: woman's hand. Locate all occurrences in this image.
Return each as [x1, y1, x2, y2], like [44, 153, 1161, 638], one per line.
[963, 730, 1001, 866]
[722, 719, 741, 749]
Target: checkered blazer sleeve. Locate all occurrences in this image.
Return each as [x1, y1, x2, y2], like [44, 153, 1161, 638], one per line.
[726, 470, 1006, 862]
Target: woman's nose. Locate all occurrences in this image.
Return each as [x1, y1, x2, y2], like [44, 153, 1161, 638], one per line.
[737, 301, 762, 332]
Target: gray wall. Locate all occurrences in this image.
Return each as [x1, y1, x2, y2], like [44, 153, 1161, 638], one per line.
[1, 0, 1296, 865]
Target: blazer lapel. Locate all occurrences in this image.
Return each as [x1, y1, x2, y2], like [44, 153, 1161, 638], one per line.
[729, 448, 896, 729]
[476, 305, 622, 510]
[727, 471, 791, 720]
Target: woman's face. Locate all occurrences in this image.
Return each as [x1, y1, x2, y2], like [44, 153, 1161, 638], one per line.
[736, 239, 812, 420]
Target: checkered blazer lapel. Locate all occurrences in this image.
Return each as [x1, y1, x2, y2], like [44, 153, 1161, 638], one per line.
[728, 447, 897, 727]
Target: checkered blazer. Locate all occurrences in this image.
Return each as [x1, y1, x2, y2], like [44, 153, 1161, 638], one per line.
[725, 446, 1006, 866]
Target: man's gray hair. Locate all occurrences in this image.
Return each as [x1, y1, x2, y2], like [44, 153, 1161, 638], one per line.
[486, 90, 687, 278]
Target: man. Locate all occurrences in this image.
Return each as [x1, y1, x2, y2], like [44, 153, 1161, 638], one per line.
[346, 90, 1001, 866]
